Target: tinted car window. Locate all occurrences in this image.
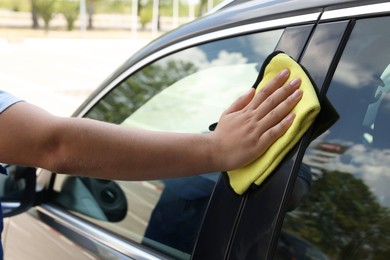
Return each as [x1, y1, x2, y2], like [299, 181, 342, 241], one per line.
[51, 29, 283, 259]
[280, 16, 390, 260]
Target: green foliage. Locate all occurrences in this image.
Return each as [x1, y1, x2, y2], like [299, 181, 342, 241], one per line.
[198, 0, 208, 16]
[95, 0, 131, 13]
[0, 0, 226, 32]
[58, 0, 79, 31]
[283, 170, 390, 259]
[11, 0, 21, 11]
[86, 59, 198, 124]
[0, 0, 225, 15]
[0, 0, 30, 12]
[139, 6, 152, 30]
[33, 0, 57, 31]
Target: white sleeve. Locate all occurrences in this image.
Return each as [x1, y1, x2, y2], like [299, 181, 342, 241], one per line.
[0, 91, 23, 114]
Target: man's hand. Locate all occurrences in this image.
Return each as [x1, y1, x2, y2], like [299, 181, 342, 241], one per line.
[210, 69, 302, 171]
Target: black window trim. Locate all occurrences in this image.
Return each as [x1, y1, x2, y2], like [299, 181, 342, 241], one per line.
[192, 23, 321, 260]
[267, 9, 390, 260]
[224, 16, 360, 259]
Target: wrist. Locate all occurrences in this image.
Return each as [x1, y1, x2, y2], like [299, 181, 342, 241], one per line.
[203, 132, 225, 172]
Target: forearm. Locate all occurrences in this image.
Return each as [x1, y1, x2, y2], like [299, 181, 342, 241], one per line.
[54, 117, 217, 180]
[0, 103, 213, 179]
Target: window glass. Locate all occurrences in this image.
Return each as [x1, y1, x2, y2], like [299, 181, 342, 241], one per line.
[280, 17, 390, 260]
[51, 30, 283, 259]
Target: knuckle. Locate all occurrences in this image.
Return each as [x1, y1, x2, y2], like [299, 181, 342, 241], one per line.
[265, 95, 277, 107]
[268, 109, 279, 119]
[243, 117, 256, 132]
[258, 86, 272, 97]
[267, 127, 280, 140]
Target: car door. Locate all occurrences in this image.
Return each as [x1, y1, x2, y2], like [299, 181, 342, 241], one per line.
[3, 11, 319, 260]
[192, 2, 390, 260]
[193, 15, 350, 260]
[274, 3, 390, 259]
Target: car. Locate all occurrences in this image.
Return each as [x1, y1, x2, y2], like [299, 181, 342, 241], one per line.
[2, 0, 390, 259]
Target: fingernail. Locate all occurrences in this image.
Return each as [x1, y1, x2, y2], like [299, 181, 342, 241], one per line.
[289, 78, 301, 87]
[244, 87, 255, 97]
[280, 69, 289, 77]
[285, 113, 296, 122]
[292, 89, 303, 99]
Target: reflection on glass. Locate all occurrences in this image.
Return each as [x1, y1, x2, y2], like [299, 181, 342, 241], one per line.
[86, 30, 283, 127]
[142, 173, 218, 254]
[54, 30, 283, 259]
[300, 21, 348, 88]
[280, 17, 390, 260]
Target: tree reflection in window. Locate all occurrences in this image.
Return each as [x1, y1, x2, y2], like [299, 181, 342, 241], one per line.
[283, 170, 390, 259]
[86, 60, 198, 124]
[84, 30, 284, 125]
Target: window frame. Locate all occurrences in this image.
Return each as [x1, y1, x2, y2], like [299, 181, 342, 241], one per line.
[191, 23, 322, 259]
[34, 13, 322, 260]
[259, 4, 390, 260]
[274, 13, 390, 260]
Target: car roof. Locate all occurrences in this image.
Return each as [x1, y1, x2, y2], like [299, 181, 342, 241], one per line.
[209, 0, 357, 14]
[77, 0, 388, 114]
[127, 0, 381, 67]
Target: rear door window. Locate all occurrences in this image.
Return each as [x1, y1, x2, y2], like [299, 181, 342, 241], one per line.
[281, 16, 390, 260]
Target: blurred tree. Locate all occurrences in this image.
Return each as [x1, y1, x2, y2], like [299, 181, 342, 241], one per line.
[30, 0, 40, 29]
[86, 0, 101, 30]
[58, 0, 79, 31]
[34, 0, 56, 32]
[12, 0, 21, 11]
[139, 0, 177, 32]
[197, 0, 207, 16]
[139, 5, 152, 30]
[138, 0, 149, 16]
[137, 0, 156, 31]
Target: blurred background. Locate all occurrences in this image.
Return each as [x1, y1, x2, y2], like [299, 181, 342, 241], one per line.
[0, 0, 223, 116]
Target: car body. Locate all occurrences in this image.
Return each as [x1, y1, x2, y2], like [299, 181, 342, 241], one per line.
[2, 0, 390, 259]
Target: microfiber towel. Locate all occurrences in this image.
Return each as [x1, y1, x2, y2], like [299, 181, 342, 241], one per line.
[227, 51, 321, 195]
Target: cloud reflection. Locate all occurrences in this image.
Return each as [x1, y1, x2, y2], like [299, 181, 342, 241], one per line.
[320, 142, 390, 207]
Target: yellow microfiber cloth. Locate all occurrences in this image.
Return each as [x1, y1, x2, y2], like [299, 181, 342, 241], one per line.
[227, 51, 321, 195]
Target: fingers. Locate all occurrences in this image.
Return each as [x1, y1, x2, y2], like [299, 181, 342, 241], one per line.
[252, 69, 303, 148]
[258, 89, 303, 140]
[224, 88, 255, 115]
[248, 68, 290, 109]
[255, 78, 302, 121]
[248, 85, 301, 157]
[257, 112, 296, 150]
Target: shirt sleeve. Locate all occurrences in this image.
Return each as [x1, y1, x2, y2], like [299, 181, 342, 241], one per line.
[0, 90, 23, 114]
[0, 91, 22, 174]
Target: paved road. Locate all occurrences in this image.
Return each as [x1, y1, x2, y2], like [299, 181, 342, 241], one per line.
[0, 37, 152, 116]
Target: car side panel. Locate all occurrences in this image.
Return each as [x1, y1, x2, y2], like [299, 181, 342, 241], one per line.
[191, 24, 320, 260]
[225, 21, 350, 260]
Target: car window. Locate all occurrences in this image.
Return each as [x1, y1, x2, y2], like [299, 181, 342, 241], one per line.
[51, 29, 283, 259]
[280, 16, 390, 260]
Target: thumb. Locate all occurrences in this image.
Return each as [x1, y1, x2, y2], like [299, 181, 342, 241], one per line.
[224, 88, 255, 114]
